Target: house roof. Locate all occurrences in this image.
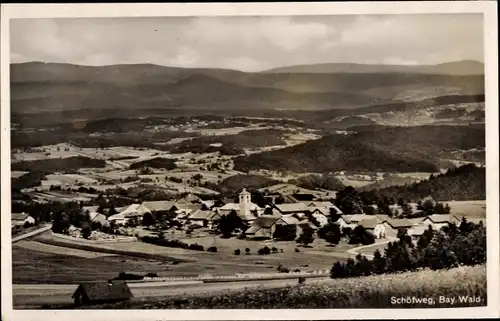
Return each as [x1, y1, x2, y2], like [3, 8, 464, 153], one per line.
[385, 218, 414, 228]
[89, 213, 107, 224]
[358, 217, 383, 229]
[425, 214, 461, 224]
[245, 215, 280, 234]
[187, 209, 220, 221]
[72, 281, 133, 301]
[407, 217, 426, 225]
[305, 201, 335, 208]
[297, 222, 317, 230]
[175, 203, 202, 212]
[281, 214, 300, 225]
[141, 201, 177, 212]
[341, 214, 368, 224]
[275, 203, 309, 213]
[11, 213, 30, 221]
[120, 204, 150, 217]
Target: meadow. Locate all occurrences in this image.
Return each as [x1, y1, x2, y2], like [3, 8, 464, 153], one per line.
[89, 265, 486, 309]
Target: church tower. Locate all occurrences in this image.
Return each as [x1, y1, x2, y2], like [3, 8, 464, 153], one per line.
[239, 188, 251, 217]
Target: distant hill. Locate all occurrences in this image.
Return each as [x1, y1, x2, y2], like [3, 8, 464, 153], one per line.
[372, 164, 485, 202]
[233, 125, 485, 174]
[262, 60, 485, 76]
[11, 61, 484, 117]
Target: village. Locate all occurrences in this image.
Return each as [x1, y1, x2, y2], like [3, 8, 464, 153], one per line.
[12, 183, 485, 252]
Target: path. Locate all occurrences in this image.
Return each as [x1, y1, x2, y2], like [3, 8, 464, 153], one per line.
[347, 237, 397, 259]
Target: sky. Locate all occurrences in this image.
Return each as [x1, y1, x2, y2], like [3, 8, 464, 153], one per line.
[10, 14, 484, 72]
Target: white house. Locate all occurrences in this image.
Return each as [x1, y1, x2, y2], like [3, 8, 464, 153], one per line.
[358, 217, 387, 239]
[11, 213, 36, 227]
[108, 204, 151, 226]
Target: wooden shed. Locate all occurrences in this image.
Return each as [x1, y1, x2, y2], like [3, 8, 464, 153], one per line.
[72, 280, 133, 306]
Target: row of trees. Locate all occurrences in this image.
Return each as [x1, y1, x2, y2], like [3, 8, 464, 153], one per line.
[335, 186, 451, 218]
[330, 218, 486, 278]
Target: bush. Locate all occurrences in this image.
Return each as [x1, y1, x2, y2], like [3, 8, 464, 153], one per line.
[207, 246, 218, 253]
[271, 247, 278, 253]
[277, 264, 290, 273]
[234, 249, 241, 255]
[189, 243, 205, 251]
[245, 248, 251, 255]
[294, 248, 300, 253]
[258, 246, 271, 255]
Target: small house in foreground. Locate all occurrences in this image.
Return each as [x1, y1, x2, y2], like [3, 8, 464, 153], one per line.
[72, 280, 133, 306]
[11, 212, 36, 227]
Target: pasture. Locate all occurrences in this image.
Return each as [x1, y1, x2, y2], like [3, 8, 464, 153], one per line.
[14, 231, 353, 284]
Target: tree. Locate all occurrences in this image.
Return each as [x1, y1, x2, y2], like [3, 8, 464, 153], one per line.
[349, 225, 374, 245]
[324, 224, 341, 246]
[330, 261, 346, 278]
[217, 210, 246, 238]
[52, 212, 71, 234]
[397, 228, 413, 247]
[296, 228, 315, 247]
[142, 212, 155, 226]
[81, 223, 92, 239]
[273, 224, 297, 241]
[108, 206, 118, 216]
[418, 196, 437, 215]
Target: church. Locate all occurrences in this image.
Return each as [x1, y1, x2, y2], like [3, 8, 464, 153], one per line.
[215, 188, 264, 222]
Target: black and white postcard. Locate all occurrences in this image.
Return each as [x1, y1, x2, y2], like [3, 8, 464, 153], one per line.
[1, 2, 499, 320]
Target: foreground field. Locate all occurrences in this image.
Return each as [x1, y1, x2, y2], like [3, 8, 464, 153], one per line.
[91, 265, 486, 309]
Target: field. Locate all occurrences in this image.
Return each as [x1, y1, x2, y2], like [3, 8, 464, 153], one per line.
[89, 264, 487, 309]
[12, 246, 170, 284]
[12, 231, 357, 284]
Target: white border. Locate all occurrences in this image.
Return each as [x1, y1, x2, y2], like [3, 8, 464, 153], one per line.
[1, 2, 498, 320]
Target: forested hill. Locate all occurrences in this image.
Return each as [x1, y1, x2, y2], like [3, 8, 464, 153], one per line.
[233, 125, 485, 173]
[372, 164, 485, 202]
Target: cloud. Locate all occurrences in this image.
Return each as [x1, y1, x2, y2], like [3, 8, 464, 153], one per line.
[10, 14, 484, 71]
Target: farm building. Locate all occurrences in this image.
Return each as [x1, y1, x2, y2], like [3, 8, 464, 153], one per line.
[182, 209, 221, 228]
[422, 214, 462, 230]
[72, 280, 133, 306]
[358, 217, 387, 239]
[108, 204, 150, 225]
[408, 224, 430, 241]
[383, 218, 415, 238]
[11, 212, 36, 227]
[89, 212, 108, 227]
[175, 203, 203, 217]
[338, 214, 368, 229]
[273, 203, 310, 215]
[141, 201, 177, 215]
[245, 215, 287, 239]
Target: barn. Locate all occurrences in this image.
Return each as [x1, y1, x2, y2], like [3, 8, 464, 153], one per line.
[72, 280, 133, 306]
